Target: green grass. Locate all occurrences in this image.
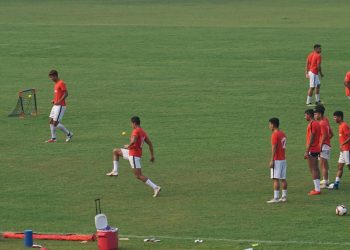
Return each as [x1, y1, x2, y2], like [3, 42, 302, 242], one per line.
[1, 0, 350, 249]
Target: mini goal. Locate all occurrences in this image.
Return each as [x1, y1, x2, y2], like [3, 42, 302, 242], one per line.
[8, 88, 38, 118]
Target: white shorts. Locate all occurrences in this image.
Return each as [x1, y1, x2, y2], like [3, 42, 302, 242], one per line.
[308, 71, 320, 88]
[338, 151, 350, 165]
[270, 160, 287, 179]
[120, 148, 142, 169]
[319, 144, 331, 160]
[49, 105, 66, 122]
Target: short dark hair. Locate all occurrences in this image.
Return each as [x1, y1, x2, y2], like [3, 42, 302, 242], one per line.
[314, 44, 321, 49]
[315, 104, 325, 112]
[131, 116, 141, 125]
[269, 117, 279, 128]
[314, 108, 324, 115]
[333, 111, 344, 119]
[49, 69, 58, 77]
[305, 109, 314, 117]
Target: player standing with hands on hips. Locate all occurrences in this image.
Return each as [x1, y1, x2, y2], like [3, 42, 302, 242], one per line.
[306, 44, 324, 106]
[267, 118, 288, 203]
[106, 116, 161, 197]
[46, 70, 73, 143]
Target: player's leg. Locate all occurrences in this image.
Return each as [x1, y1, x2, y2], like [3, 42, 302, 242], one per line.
[267, 179, 281, 203]
[307, 154, 321, 195]
[53, 106, 73, 142]
[315, 86, 320, 104]
[130, 156, 161, 197]
[307, 87, 314, 105]
[267, 160, 282, 203]
[319, 145, 330, 188]
[320, 158, 329, 187]
[57, 121, 73, 142]
[306, 72, 315, 105]
[315, 75, 321, 104]
[279, 160, 287, 201]
[106, 148, 125, 176]
[46, 106, 58, 142]
[331, 152, 347, 189]
[332, 163, 344, 189]
[280, 179, 288, 202]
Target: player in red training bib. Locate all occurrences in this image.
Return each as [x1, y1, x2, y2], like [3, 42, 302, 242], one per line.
[267, 118, 288, 203]
[304, 109, 322, 195]
[328, 111, 350, 190]
[314, 105, 333, 188]
[344, 71, 350, 100]
[45, 70, 73, 143]
[305, 44, 324, 106]
[106, 116, 161, 197]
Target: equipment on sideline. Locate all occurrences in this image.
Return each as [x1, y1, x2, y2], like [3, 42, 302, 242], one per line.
[24, 229, 33, 247]
[95, 199, 108, 230]
[3, 232, 96, 241]
[336, 204, 347, 216]
[8, 88, 38, 118]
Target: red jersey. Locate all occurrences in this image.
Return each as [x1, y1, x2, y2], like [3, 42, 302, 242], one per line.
[319, 119, 331, 146]
[307, 51, 322, 74]
[129, 127, 148, 157]
[306, 120, 321, 153]
[53, 80, 67, 106]
[345, 71, 350, 97]
[271, 130, 286, 160]
[339, 121, 350, 151]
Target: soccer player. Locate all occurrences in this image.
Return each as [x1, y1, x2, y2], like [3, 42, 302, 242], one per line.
[344, 71, 350, 100]
[328, 111, 350, 190]
[106, 116, 161, 197]
[267, 118, 288, 203]
[305, 44, 324, 106]
[46, 70, 73, 143]
[304, 109, 322, 195]
[314, 106, 333, 188]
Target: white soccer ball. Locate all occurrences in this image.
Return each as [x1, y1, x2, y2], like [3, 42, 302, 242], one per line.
[336, 204, 347, 216]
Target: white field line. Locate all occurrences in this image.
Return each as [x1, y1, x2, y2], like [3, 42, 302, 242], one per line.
[121, 234, 350, 246]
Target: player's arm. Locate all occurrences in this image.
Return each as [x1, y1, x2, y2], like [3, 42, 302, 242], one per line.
[319, 125, 327, 147]
[304, 132, 315, 159]
[144, 137, 155, 163]
[54, 90, 68, 105]
[270, 143, 277, 168]
[317, 58, 324, 77]
[329, 126, 334, 140]
[305, 58, 310, 78]
[341, 129, 350, 148]
[344, 80, 350, 88]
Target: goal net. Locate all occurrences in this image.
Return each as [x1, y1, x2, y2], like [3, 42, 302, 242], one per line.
[8, 89, 38, 117]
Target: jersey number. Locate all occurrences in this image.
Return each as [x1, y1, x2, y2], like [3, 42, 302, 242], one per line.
[281, 137, 286, 149]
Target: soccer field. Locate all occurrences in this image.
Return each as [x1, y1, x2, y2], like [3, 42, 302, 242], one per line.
[1, 0, 350, 249]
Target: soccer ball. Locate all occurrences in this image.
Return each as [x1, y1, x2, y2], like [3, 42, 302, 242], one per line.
[336, 204, 347, 216]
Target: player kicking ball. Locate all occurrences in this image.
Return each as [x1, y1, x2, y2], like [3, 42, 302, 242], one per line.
[106, 116, 161, 197]
[267, 118, 288, 203]
[46, 70, 73, 143]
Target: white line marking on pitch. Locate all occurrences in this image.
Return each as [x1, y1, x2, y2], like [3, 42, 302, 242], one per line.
[121, 234, 350, 246]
